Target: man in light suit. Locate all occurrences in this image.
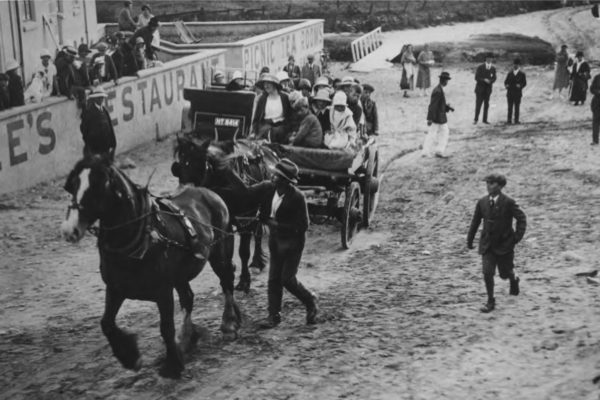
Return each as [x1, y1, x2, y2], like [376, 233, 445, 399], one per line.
[474, 54, 496, 124]
[467, 174, 527, 313]
[300, 54, 322, 87]
[504, 58, 527, 124]
[424, 71, 454, 158]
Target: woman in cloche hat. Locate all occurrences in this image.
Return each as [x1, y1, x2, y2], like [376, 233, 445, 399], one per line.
[251, 74, 292, 143]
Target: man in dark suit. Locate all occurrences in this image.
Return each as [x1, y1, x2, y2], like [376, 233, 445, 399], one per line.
[474, 54, 496, 124]
[590, 72, 600, 145]
[300, 54, 322, 87]
[467, 174, 527, 313]
[80, 87, 116, 159]
[244, 159, 318, 329]
[424, 71, 454, 158]
[504, 58, 527, 124]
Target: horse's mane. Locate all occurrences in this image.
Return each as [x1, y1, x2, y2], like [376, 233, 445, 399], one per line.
[65, 155, 113, 193]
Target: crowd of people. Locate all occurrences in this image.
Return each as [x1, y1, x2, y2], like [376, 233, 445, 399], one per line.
[0, 1, 161, 113]
[211, 54, 379, 153]
[397, 43, 599, 159]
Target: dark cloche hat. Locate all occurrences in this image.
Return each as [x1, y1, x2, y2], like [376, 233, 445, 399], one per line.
[439, 71, 451, 80]
[362, 83, 375, 93]
[78, 43, 92, 54]
[148, 17, 159, 27]
[273, 158, 299, 184]
[513, 58, 521, 65]
[483, 173, 507, 187]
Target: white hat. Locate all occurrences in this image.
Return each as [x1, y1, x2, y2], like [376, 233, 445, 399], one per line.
[213, 70, 224, 79]
[276, 70, 290, 82]
[340, 76, 355, 86]
[5, 59, 20, 71]
[135, 36, 144, 44]
[231, 70, 243, 80]
[332, 91, 347, 106]
[40, 49, 52, 59]
[88, 86, 108, 99]
[287, 90, 303, 105]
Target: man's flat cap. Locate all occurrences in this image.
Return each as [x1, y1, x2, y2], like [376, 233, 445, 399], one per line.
[483, 173, 507, 187]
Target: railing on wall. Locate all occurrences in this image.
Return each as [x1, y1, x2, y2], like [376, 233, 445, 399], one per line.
[351, 27, 382, 63]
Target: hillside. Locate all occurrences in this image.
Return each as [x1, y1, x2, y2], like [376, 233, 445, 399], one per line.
[97, 0, 569, 33]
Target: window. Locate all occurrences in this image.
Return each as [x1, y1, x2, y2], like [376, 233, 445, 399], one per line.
[22, 0, 35, 21]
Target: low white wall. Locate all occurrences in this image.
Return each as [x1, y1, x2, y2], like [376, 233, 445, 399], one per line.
[0, 49, 225, 195]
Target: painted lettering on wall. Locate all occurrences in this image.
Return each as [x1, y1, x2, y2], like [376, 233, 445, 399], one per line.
[0, 54, 223, 179]
[243, 23, 324, 72]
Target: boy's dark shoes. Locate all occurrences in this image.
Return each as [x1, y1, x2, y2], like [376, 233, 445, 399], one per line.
[509, 277, 520, 296]
[480, 298, 495, 313]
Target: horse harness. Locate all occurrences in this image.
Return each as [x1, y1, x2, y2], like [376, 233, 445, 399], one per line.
[80, 166, 232, 260]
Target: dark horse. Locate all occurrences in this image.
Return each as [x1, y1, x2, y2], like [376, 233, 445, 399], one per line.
[171, 137, 279, 293]
[61, 156, 241, 378]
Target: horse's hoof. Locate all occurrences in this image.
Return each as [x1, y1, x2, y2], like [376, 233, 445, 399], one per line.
[249, 261, 265, 273]
[235, 281, 250, 294]
[133, 358, 142, 371]
[159, 363, 183, 379]
[222, 331, 238, 341]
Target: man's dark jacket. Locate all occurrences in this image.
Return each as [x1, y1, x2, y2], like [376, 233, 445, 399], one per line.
[474, 63, 497, 96]
[504, 70, 527, 99]
[80, 104, 116, 155]
[8, 72, 25, 107]
[467, 193, 526, 255]
[590, 74, 600, 112]
[427, 84, 448, 124]
[250, 181, 309, 240]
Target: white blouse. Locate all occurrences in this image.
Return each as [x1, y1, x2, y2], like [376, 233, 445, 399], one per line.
[264, 95, 284, 122]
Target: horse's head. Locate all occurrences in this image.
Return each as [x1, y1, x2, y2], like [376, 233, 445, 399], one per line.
[172, 136, 213, 187]
[61, 155, 119, 242]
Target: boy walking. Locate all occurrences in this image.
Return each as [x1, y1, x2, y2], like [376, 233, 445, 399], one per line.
[467, 174, 527, 313]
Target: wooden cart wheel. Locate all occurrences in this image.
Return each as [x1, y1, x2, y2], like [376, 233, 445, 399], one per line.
[341, 182, 362, 249]
[363, 150, 379, 227]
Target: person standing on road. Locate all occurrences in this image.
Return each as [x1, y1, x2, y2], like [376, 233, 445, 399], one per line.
[570, 51, 590, 106]
[80, 87, 116, 160]
[400, 44, 417, 98]
[589, 72, 600, 146]
[474, 54, 496, 124]
[300, 54, 321, 87]
[552, 44, 571, 99]
[424, 71, 453, 158]
[504, 58, 527, 125]
[467, 174, 527, 313]
[244, 159, 318, 329]
[416, 44, 434, 97]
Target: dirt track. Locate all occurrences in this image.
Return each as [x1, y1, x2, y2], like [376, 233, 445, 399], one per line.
[2, 6, 600, 400]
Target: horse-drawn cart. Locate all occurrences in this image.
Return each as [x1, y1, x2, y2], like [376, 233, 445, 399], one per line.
[270, 139, 380, 249]
[180, 87, 380, 249]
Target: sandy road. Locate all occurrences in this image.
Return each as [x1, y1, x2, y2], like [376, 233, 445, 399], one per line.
[2, 6, 600, 400]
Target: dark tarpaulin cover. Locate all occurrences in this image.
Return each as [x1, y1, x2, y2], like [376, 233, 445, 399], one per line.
[270, 144, 360, 172]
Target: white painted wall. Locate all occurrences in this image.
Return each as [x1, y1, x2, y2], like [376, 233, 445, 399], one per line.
[0, 49, 226, 195]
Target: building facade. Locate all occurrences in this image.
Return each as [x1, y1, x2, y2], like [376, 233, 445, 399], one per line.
[0, 0, 100, 81]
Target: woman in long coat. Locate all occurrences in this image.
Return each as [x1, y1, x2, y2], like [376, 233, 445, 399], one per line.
[569, 51, 591, 106]
[552, 45, 570, 98]
[416, 44, 434, 96]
